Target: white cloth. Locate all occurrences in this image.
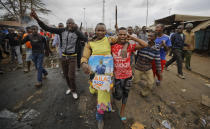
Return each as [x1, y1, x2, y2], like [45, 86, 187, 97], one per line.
[138, 32, 148, 42]
[129, 33, 138, 45]
[11, 46, 23, 64]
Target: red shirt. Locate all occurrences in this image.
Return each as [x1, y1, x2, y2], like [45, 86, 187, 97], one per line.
[40, 32, 44, 36]
[111, 43, 136, 79]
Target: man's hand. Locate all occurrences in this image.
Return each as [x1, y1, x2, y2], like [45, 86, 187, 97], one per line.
[127, 34, 133, 40]
[160, 40, 166, 47]
[82, 63, 91, 74]
[30, 9, 39, 20]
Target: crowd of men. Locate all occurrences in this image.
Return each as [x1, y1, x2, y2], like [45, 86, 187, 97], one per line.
[0, 10, 195, 129]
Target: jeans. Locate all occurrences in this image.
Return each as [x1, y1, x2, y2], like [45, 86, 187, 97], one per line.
[61, 56, 77, 92]
[166, 49, 183, 75]
[32, 53, 47, 82]
[10, 46, 23, 64]
[113, 77, 132, 104]
[96, 111, 104, 121]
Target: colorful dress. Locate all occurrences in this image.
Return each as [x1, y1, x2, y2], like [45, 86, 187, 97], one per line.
[82, 37, 115, 114]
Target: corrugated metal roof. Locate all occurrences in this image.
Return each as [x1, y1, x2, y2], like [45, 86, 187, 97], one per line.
[192, 20, 210, 32]
[0, 21, 21, 27]
[155, 14, 210, 25]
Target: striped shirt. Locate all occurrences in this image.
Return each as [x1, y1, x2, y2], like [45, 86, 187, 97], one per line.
[135, 46, 161, 72]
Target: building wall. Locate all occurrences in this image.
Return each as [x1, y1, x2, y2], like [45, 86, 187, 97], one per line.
[195, 28, 210, 50]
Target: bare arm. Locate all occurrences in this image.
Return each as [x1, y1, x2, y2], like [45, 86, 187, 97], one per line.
[81, 42, 92, 74]
[30, 9, 64, 34]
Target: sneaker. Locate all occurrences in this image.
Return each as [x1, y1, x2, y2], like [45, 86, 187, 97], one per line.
[17, 64, 23, 68]
[66, 89, 71, 95]
[165, 67, 169, 71]
[43, 72, 48, 79]
[35, 82, 42, 88]
[177, 74, 185, 79]
[156, 80, 161, 86]
[24, 69, 29, 73]
[72, 92, 78, 99]
[187, 67, 192, 71]
[0, 70, 4, 74]
[97, 120, 104, 129]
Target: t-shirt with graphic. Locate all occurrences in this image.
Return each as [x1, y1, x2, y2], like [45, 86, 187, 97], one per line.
[155, 34, 171, 60]
[111, 43, 136, 79]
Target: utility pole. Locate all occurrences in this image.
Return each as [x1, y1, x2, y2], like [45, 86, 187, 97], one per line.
[146, 0, 149, 27]
[102, 0, 105, 23]
[168, 8, 172, 15]
[83, 8, 86, 31]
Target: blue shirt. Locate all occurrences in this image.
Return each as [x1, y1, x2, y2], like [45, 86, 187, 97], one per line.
[155, 35, 171, 60]
[96, 64, 106, 74]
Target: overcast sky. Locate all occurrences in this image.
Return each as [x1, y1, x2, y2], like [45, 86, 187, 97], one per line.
[40, 0, 210, 29]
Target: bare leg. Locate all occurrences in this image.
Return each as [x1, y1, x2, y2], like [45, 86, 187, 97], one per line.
[120, 104, 127, 123]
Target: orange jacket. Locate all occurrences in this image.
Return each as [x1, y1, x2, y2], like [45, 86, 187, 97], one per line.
[23, 33, 32, 48]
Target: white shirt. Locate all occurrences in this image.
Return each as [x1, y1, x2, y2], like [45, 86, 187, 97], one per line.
[129, 33, 138, 45]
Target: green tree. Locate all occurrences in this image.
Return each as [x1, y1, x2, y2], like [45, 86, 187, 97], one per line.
[0, 0, 51, 23]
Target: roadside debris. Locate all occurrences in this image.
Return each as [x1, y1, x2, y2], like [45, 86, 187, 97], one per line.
[201, 95, 210, 107]
[181, 89, 186, 92]
[170, 101, 176, 104]
[131, 122, 145, 129]
[200, 118, 207, 128]
[0, 109, 17, 119]
[205, 83, 210, 88]
[0, 108, 40, 129]
[161, 120, 172, 129]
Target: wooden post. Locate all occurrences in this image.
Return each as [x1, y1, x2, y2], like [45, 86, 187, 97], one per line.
[115, 5, 117, 26]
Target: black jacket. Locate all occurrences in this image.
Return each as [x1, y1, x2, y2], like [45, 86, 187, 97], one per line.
[5, 33, 21, 46]
[23, 34, 47, 54]
[170, 33, 187, 50]
[37, 19, 88, 55]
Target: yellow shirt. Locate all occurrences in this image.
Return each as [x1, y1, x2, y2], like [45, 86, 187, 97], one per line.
[183, 30, 195, 50]
[89, 37, 111, 55]
[81, 36, 117, 63]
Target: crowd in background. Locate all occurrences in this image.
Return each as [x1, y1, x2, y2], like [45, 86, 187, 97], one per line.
[0, 17, 195, 128]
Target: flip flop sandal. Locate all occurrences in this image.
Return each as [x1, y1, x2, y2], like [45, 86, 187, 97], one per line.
[118, 111, 127, 122]
[121, 117, 127, 121]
